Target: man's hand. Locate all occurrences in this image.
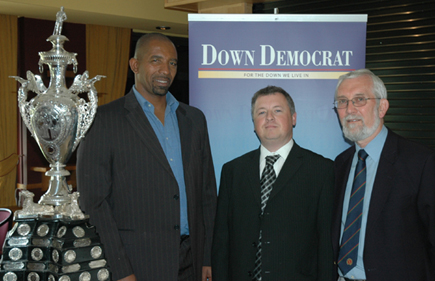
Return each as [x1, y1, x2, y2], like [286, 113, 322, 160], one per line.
[202, 266, 212, 281]
[118, 274, 137, 281]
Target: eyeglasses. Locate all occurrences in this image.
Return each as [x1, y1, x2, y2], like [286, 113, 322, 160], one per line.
[333, 97, 381, 109]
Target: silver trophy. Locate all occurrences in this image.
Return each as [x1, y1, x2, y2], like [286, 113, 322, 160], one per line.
[11, 7, 104, 208]
[1, 8, 111, 281]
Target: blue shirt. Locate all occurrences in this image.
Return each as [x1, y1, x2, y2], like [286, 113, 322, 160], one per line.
[339, 125, 388, 279]
[133, 87, 189, 235]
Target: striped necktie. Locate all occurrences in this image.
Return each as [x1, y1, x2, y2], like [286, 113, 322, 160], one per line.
[253, 154, 280, 281]
[338, 149, 368, 275]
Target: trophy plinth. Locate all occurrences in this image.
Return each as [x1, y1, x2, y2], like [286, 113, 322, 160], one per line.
[1, 7, 111, 281]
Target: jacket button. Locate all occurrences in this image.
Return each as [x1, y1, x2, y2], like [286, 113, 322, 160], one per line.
[174, 225, 180, 230]
[173, 194, 179, 200]
[252, 242, 257, 247]
[247, 271, 252, 277]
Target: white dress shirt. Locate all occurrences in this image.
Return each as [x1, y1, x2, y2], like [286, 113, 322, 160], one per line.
[259, 139, 294, 178]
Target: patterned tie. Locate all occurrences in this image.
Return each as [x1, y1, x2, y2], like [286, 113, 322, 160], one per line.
[338, 149, 368, 275]
[253, 154, 280, 281]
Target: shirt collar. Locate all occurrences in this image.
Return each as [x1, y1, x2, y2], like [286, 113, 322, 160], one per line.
[132, 86, 179, 113]
[355, 125, 388, 162]
[260, 139, 294, 161]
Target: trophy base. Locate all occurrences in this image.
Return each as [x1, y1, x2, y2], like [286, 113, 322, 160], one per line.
[39, 194, 71, 207]
[0, 216, 111, 281]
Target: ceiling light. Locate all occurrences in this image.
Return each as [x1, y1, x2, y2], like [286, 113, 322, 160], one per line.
[156, 26, 171, 31]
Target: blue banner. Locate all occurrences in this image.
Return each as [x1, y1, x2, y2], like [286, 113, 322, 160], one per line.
[188, 14, 367, 185]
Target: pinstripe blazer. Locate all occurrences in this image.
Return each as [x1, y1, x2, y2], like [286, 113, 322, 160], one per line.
[77, 90, 217, 280]
[212, 143, 335, 281]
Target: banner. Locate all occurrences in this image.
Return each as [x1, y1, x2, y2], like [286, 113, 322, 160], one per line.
[188, 14, 367, 184]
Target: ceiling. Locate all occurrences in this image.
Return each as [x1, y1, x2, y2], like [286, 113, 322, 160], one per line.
[0, 0, 190, 37]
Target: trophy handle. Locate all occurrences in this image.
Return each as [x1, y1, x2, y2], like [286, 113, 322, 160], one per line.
[72, 73, 104, 151]
[11, 75, 36, 136]
[19, 96, 34, 136]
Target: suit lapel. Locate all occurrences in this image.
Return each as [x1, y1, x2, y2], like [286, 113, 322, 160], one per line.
[268, 142, 304, 201]
[247, 149, 262, 206]
[366, 131, 398, 232]
[331, 147, 354, 253]
[123, 91, 173, 176]
[176, 105, 192, 171]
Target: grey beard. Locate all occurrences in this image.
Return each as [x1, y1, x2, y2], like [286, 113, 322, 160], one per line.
[342, 114, 380, 142]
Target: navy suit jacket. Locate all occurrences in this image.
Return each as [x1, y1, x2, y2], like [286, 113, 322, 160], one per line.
[332, 129, 435, 280]
[212, 143, 335, 281]
[77, 90, 217, 280]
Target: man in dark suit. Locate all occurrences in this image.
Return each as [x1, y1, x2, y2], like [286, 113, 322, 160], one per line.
[212, 86, 335, 281]
[77, 33, 217, 281]
[332, 69, 435, 281]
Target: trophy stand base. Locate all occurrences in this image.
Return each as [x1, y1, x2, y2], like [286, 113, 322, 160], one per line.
[0, 216, 111, 281]
[38, 194, 71, 207]
[39, 164, 72, 206]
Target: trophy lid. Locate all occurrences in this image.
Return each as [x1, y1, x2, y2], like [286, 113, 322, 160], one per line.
[37, 7, 78, 73]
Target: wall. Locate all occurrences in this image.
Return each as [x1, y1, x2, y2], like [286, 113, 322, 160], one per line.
[1, 0, 188, 36]
[254, 0, 435, 149]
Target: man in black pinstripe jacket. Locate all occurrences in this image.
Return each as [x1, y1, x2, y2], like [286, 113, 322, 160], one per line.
[77, 33, 217, 281]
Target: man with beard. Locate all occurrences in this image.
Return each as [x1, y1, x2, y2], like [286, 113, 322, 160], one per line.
[77, 33, 217, 281]
[332, 69, 435, 281]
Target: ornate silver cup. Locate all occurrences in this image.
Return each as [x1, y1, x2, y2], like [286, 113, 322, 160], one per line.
[1, 9, 112, 281]
[11, 7, 104, 207]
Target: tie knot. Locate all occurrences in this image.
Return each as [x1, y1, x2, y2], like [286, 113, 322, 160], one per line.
[358, 149, 368, 161]
[266, 155, 280, 166]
